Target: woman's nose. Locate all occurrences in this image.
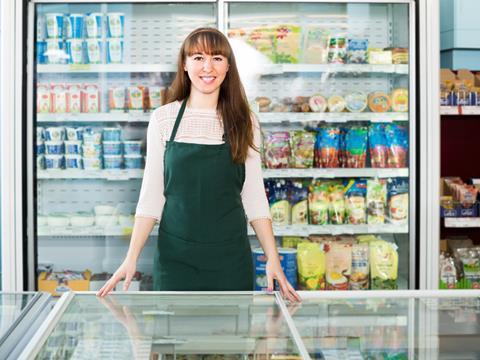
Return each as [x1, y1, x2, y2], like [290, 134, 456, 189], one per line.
[203, 58, 213, 71]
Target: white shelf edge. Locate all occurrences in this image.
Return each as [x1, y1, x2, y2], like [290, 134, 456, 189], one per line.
[440, 106, 480, 116]
[256, 112, 409, 123]
[262, 168, 409, 179]
[37, 64, 177, 73]
[37, 169, 144, 180]
[261, 63, 409, 75]
[37, 112, 151, 123]
[444, 217, 480, 228]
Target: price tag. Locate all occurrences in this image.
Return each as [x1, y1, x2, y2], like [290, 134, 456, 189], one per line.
[461, 106, 480, 115]
[440, 106, 458, 115]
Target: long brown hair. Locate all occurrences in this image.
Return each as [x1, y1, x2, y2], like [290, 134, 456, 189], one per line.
[167, 27, 256, 164]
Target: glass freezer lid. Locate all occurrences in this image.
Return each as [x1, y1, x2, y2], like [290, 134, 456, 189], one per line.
[30, 292, 305, 359]
[0, 293, 37, 339]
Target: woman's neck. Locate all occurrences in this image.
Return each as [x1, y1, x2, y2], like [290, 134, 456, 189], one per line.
[187, 89, 219, 110]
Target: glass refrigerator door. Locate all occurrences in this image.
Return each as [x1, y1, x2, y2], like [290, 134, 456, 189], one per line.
[225, 1, 414, 290]
[22, 293, 306, 359]
[32, 3, 216, 293]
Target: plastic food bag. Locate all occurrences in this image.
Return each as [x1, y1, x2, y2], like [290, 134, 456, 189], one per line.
[344, 179, 367, 224]
[367, 179, 387, 224]
[369, 124, 388, 168]
[290, 130, 315, 168]
[328, 182, 345, 225]
[308, 180, 330, 225]
[263, 131, 291, 169]
[370, 240, 398, 290]
[266, 179, 291, 225]
[290, 180, 309, 225]
[388, 178, 409, 224]
[297, 242, 326, 290]
[350, 243, 369, 290]
[315, 126, 341, 168]
[385, 124, 408, 168]
[345, 126, 368, 168]
[325, 243, 352, 290]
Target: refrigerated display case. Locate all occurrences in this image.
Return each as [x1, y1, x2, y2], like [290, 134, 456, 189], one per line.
[0, 292, 52, 359]
[27, 1, 416, 292]
[19, 291, 480, 359]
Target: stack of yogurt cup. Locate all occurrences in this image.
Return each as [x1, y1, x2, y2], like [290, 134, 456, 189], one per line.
[83, 127, 103, 170]
[102, 128, 143, 169]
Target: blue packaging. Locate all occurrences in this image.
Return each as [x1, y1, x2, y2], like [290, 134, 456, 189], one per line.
[37, 155, 45, 170]
[66, 127, 83, 141]
[36, 41, 47, 64]
[253, 248, 297, 290]
[347, 39, 368, 64]
[45, 155, 64, 169]
[45, 141, 64, 155]
[45, 127, 65, 141]
[85, 39, 103, 64]
[64, 141, 82, 155]
[106, 38, 124, 64]
[65, 39, 84, 64]
[124, 155, 143, 169]
[65, 155, 83, 169]
[85, 13, 103, 38]
[45, 13, 64, 38]
[103, 141, 123, 155]
[102, 128, 122, 141]
[37, 141, 45, 155]
[106, 13, 125, 38]
[103, 155, 123, 169]
[64, 13, 84, 39]
[123, 141, 142, 155]
[45, 39, 66, 64]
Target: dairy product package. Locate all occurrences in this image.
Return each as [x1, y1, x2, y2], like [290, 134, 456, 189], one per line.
[65, 39, 84, 64]
[66, 84, 82, 113]
[85, 38, 103, 64]
[82, 84, 100, 113]
[85, 13, 103, 38]
[45, 13, 64, 38]
[37, 84, 51, 113]
[51, 84, 67, 113]
[106, 13, 125, 38]
[64, 13, 84, 39]
[108, 87, 126, 112]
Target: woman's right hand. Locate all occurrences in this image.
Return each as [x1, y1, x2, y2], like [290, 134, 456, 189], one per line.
[96, 256, 137, 297]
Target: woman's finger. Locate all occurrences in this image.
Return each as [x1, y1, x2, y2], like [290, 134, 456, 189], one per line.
[278, 277, 295, 303]
[266, 272, 274, 292]
[123, 272, 133, 291]
[286, 282, 302, 302]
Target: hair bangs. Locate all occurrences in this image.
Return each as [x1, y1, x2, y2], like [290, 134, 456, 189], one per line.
[185, 30, 231, 58]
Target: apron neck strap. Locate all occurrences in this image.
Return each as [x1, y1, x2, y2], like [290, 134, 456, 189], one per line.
[170, 98, 188, 142]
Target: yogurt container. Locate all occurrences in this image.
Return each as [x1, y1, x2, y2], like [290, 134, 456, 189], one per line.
[106, 13, 125, 38]
[37, 141, 45, 155]
[45, 155, 65, 170]
[45, 38, 66, 64]
[108, 87, 126, 112]
[64, 140, 82, 155]
[45, 127, 65, 141]
[83, 127, 102, 143]
[45, 141, 64, 155]
[95, 214, 118, 226]
[253, 248, 298, 290]
[65, 155, 83, 169]
[82, 142, 102, 157]
[66, 127, 83, 141]
[103, 141, 123, 155]
[103, 155, 123, 169]
[85, 13, 103, 38]
[70, 212, 95, 227]
[83, 156, 102, 170]
[94, 205, 116, 215]
[64, 13, 84, 39]
[36, 40, 47, 64]
[37, 155, 45, 170]
[65, 39, 84, 64]
[102, 128, 122, 141]
[45, 13, 64, 38]
[123, 140, 142, 155]
[106, 38, 124, 64]
[47, 214, 70, 227]
[124, 155, 143, 169]
[85, 38, 103, 64]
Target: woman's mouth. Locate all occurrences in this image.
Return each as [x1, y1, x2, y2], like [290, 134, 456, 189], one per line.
[199, 76, 216, 84]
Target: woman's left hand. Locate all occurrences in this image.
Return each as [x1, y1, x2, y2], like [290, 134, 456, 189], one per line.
[266, 259, 302, 303]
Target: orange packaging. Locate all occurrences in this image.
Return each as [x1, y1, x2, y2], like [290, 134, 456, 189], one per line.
[108, 87, 126, 112]
[81, 84, 100, 113]
[127, 85, 146, 111]
[391, 88, 408, 112]
[66, 84, 82, 113]
[368, 91, 391, 112]
[325, 243, 352, 290]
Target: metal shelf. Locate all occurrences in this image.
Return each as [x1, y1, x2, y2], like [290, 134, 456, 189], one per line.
[37, 64, 177, 73]
[37, 112, 150, 123]
[38, 169, 144, 180]
[440, 106, 480, 115]
[257, 112, 409, 123]
[263, 168, 409, 179]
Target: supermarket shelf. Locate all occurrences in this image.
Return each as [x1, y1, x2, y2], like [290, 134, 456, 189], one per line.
[259, 63, 409, 75]
[444, 217, 480, 228]
[262, 168, 409, 179]
[39, 224, 407, 237]
[38, 169, 143, 180]
[37, 63, 177, 73]
[37, 112, 150, 123]
[440, 106, 480, 115]
[256, 112, 409, 123]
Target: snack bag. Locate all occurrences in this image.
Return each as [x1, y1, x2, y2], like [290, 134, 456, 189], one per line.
[308, 180, 330, 225]
[345, 126, 368, 168]
[350, 243, 369, 290]
[367, 179, 387, 224]
[344, 179, 367, 224]
[297, 242, 326, 290]
[387, 178, 409, 224]
[315, 126, 341, 168]
[290, 180, 309, 225]
[370, 240, 398, 290]
[302, 26, 330, 64]
[263, 131, 291, 169]
[274, 25, 301, 64]
[282, 236, 309, 249]
[347, 39, 368, 64]
[289, 130, 315, 168]
[338, 127, 347, 167]
[368, 124, 388, 168]
[325, 243, 352, 290]
[328, 36, 347, 64]
[247, 27, 276, 62]
[385, 124, 408, 168]
[328, 182, 345, 225]
[267, 179, 291, 226]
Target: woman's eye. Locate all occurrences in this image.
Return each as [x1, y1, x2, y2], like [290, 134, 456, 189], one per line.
[193, 56, 203, 61]
[214, 57, 223, 61]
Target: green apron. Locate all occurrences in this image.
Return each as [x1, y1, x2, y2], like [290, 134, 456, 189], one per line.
[153, 98, 254, 291]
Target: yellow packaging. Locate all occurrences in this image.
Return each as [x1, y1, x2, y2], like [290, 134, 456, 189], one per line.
[38, 270, 91, 297]
[247, 27, 276, 62]
[391, 88, 409, 112]
[282, 236, 309, 248]
[274, 25, 301, 64]
[297, 242, 326, 290]
[370, 241, 398, 290]
[270, 200, 291, 226]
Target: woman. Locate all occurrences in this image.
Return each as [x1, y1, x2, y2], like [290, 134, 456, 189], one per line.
[97, 28, 300, 302]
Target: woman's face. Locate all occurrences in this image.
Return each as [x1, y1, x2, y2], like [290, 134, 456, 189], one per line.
[184, 51, 229, 96]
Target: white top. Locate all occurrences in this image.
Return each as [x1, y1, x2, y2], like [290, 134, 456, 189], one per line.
[135, 100, 272, 223]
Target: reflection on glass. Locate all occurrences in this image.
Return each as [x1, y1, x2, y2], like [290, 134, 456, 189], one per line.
[0, 294, 36, 339]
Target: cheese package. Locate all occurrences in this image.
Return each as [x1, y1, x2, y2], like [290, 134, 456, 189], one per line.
[345, 91, 368, 112]
[328, 36, 347, 64]
[308, 94, 327, 112]
[368, 48, 392, 64]
[325, 243, 352, 290]
[297, 242, 326, 290]
[391, 88, 408, 112]
[367, 179, 387, 224]
[388, 178, 409, 224]
[302, 26, 330, 64]
[368, 91, 391, 112]
[327, 95, 346, 113]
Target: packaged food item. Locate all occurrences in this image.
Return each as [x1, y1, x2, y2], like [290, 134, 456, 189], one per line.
[106, 13, 125, 38]
[367, 179, 387, 224]
[37, 84, 51, 113]
[44, 140, 62, 155]
[338, 127, 347, 168]
[302, 27, 330, 64]
[351, 244, 369, 290]
[66, 127, 83, 141]
[85, 13, 103, 38]
[315, 126, 341, 168]
[37, 127, 45, 142]
[108, 87, 126, 112]
[328, 182, 345, 225]
[390, 47, 409, 64]
[368, 124, 388, 168]
[368, 91, 391, 112]
[106, 38, 124, 64]
[325, 243, 352, 290]
[247, 27, 276, 62]
[124, 155, 143, 169]
[51, 84, 67, 113]
[123, 140, 142, 155]
[44, 13, 64, 38]
[64, 13, 84, 39]
[37, 141, 45, 155]
[282, 236, 309, 248]
[45, 39, 65, 64]
[345, 126, 368, 168]
[387, 178, 409, 224]
[82, 143, 102, 157]
[344, 179, 367, 225]
[289, 130, 315, 168]
[45, 127, 65, 141]
[103, 155, 123, 169]
[385, 124, 408, 168]
[64, 140, 82, 155]
[254, 248, 297, 290]
[457, 248, 480, 289]
[37, 155, 45, 170]
[102, 141, 123, 155]
[127, 86, 145, 111]
[370, 240, 398, 289]
[82, 84, 100, 113]
[66, 84, 82, 113]
[368, 49, 392, 64]
[83, 155, 102, 169]
[297, 242, 326, 290]
[345, 91, 368, 112]
[65, 155, 83, 169]
[147, 86, 164, 110]
[308, 94, 327, 112]
[308, 180, 329, 225]
[274, 25, 301, 64]
[263, 131, 290, 169]
[290, 180, 308, 225]
[85, 38, 103, 64]
[65, 39, 84, 64]
[102, 127, 122, 142]
[327, 95, 346, 113]
[391, 88, 409, 112]
[45, 154, 65, 170]
[347, 39, 368, 64]
[266, 179, 291, 226]
[328, 36, 347, 64]
[439, 253, 458, 289]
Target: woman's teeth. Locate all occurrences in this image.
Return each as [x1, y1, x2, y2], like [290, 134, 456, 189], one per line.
[200, 76, 215, 84]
